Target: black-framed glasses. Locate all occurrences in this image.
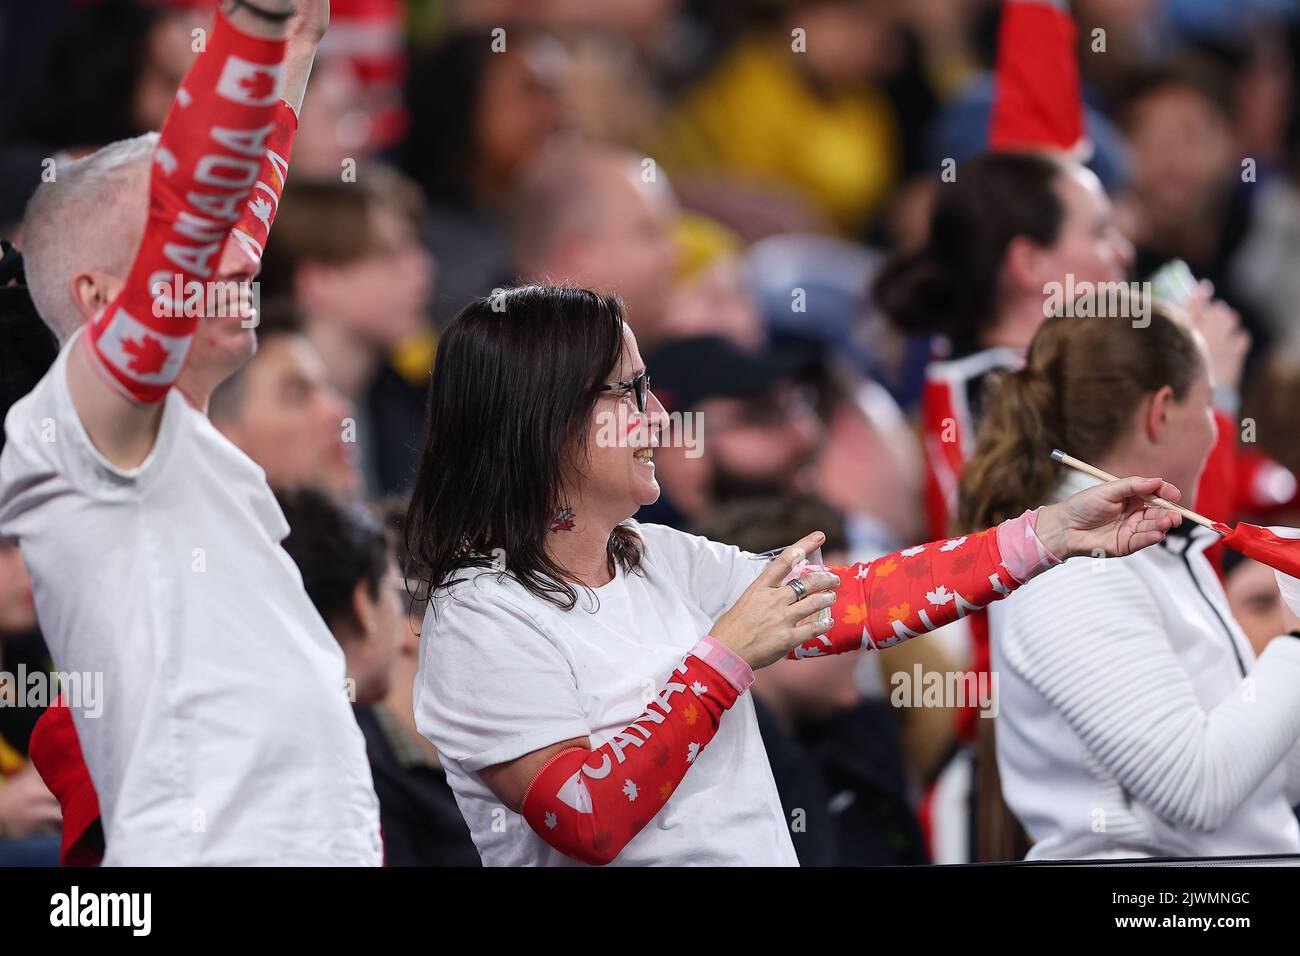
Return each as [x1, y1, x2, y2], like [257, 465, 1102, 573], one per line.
[600, 370, 650, 413]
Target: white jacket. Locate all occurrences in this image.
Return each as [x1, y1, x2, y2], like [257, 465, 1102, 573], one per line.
[988, 469, 1300, 860]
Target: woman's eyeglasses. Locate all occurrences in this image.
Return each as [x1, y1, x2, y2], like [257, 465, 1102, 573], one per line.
[600, 370, 650, 413]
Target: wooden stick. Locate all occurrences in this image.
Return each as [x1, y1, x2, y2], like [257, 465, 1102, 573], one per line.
[1050, 449, 1221, 532]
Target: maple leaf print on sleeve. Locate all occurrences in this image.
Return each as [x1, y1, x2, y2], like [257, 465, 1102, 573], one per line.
[623, 779, 638, 802]
[787, 524, 1023, 659]
[247, 195, 274, 229]
[926, 585, 955, 606]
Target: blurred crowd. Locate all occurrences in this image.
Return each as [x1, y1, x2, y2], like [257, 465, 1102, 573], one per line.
[6, 0, 1300, 865]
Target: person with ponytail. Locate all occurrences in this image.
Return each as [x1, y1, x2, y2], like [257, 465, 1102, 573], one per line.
[875, 150, 1136, 542]
[961, 305, 1300, 860]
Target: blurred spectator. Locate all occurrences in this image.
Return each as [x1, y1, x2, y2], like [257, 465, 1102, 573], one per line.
[659, 0, 905, 238]
[638, 335, 823, 529]
[209, 304, 361, 501]
[875, 151, 1133, 539]
[258, 172, 437, 495]
[745, 231, 932, 407]
[1116, 56, 1273, 366]
[289, 57, 379, 181]
[375, 504, 482, 867]
[814, 372, 925, 556]
[657, 217, 766, 350]
[0, 0, 200, 230]
[691, 495, 927, 865]
[399, 27, 565, 327]
[1244, 354, 1300, 485]
[6, 1, 198, 154]
[0, 539, 60, 865]
[277, 487, 400, 707]
[1223, 552, 1291, 657]
[512, 141, 679, 349]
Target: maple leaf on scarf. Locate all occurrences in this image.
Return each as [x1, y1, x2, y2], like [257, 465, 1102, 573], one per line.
[122, 334, 169, 375]
[239, 70, 276, 102]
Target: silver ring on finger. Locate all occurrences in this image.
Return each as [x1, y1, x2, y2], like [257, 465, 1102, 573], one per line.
[787, 577, 809, 601]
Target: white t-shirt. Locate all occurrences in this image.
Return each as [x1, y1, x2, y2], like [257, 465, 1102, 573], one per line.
[414, 521, 799, 866]
[0, 332, 382, 865]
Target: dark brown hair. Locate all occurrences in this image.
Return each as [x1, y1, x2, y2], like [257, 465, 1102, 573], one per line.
[404, 285, 644, 611]
[874, 152, 1071, 352]
[958, 304, 1204, 531]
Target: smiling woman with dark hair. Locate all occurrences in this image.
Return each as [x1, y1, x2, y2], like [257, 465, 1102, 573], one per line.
[406, 284, 1185, 867]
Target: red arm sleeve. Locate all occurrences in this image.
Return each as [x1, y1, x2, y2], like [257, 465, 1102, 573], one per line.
[86, 9, 288, 402]
[520, 637, 749, 866]
[789, 510, 1061, 659]
[227, 99, 297, 266]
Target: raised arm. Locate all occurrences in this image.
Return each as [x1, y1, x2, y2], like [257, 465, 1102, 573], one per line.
[66, 1, 323, 468]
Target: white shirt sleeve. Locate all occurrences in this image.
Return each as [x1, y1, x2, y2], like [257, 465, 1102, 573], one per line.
[1000, 562, 1300, 832]
[417, 584, 593, 774]
[632, 522, 764, 622]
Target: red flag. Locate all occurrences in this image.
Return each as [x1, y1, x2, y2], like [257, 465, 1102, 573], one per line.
[1211, 522, 1300, 579]
[989, 0, 1087, 155]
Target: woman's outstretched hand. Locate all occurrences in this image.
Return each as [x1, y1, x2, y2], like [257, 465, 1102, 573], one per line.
[1034, 476, 1184, 559]
[711, 532, 841, 670]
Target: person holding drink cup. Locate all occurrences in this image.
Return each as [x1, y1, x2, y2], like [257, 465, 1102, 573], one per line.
[405, 285, 1186, 866]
